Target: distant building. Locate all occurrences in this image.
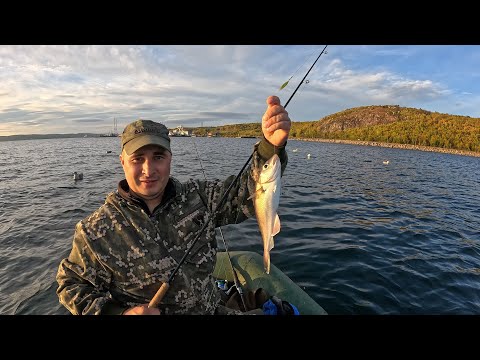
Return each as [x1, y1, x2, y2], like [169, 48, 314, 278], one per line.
[169, 126, 191, 137]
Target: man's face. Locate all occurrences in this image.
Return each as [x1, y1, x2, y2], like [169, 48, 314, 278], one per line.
[120, 144, 172, 203]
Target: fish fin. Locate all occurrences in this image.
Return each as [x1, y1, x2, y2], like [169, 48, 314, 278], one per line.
[272, 214, 281, 237]
[267, 215, 280, 253]
[247, 186, 265, 201]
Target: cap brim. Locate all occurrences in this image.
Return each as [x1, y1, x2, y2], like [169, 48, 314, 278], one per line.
[123, 135, 171, 155]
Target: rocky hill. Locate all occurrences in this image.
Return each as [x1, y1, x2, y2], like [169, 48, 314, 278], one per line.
[195, 105, 480, 154]
[316, 105, 430, 132]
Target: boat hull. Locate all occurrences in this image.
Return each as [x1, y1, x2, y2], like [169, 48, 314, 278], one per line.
[213, 251, 327, 315]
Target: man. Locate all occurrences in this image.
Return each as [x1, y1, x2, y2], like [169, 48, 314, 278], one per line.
[56, 95, 291, 315]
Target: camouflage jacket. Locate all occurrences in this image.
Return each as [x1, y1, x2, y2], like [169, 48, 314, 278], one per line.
[56, 138, 287, 315]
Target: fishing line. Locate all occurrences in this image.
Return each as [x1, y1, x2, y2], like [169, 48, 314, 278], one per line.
[191, 138, 249, 312]
[148, 149, 253, 308]
[283, 45, 328, 108]
[278, 46, 319, 91]
[148, 45, 329, 309]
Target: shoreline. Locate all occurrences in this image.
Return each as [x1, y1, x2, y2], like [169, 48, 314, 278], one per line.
[291, 138, 480, 158]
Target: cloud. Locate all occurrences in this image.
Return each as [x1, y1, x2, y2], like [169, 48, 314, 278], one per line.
[0, 45, 479, 135]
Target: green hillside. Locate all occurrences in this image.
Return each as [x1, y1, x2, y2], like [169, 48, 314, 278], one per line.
[191, 105, 480, 153]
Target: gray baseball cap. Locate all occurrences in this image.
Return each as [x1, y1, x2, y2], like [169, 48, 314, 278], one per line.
[121, 119, 171, 155]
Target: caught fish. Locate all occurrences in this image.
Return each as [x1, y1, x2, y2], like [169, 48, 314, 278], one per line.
[250, 154, 281, 274]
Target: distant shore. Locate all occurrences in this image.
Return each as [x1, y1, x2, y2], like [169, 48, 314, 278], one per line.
[1, 133, 479, 158]
[292, 138, 480, 158]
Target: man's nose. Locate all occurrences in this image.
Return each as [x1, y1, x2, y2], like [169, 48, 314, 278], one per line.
[142, 159, 154, 176]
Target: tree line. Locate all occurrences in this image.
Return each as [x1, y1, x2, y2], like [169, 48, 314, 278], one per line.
[192, 105, 480, 153]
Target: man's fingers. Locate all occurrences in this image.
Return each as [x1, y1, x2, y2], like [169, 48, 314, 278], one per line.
[263, 111, 289, 129]
[264, 117, 291, 132]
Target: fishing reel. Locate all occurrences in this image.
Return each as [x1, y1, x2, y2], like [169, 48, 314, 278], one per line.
[215, 279, 236, 295]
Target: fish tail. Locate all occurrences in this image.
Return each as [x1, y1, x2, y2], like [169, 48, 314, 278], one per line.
[264, 251, 270, 274]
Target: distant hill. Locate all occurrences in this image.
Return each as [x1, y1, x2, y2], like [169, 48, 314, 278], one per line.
[192, 105, 480, 153]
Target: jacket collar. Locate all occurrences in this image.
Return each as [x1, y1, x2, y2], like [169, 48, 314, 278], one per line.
[117, 178, 178, 215]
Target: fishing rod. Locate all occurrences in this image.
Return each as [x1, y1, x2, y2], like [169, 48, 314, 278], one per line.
[283, 44, 328, 108]
[148, 44, 328, 309]
[148, 155, 253, 308]
[278, 47, 318, 91]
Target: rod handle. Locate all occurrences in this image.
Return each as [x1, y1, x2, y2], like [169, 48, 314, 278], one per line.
[148, 282, 170, 308]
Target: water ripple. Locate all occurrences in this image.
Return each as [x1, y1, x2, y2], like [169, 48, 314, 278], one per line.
[0, 137, 479, 314]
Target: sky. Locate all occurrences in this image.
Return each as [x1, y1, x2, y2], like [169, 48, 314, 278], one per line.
[1, 45, 479, 136]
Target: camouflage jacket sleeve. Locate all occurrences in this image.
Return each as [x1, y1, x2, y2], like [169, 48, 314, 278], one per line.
[198, 136, 288, 228]
[56, 221, 125, 315]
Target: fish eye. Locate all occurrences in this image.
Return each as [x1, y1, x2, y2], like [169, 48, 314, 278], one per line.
[263, 164, 268, 169]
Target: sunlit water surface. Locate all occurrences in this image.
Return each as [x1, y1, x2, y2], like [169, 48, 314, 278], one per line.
[0, 137, 479, 314]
